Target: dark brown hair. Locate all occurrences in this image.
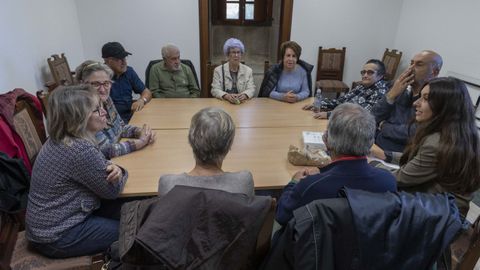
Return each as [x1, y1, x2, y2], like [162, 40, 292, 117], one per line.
[400, 77, 480, 194]
[280, 41, 302, 59]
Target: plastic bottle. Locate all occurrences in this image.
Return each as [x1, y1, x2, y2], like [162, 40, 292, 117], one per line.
[313, 88, 323, 112]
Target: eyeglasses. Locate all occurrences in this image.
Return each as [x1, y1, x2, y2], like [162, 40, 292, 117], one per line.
[360, 70, 377, 76]
[88, 81, 112, 88]
[92, 105, 104, 116]
[229, 50, 242, 55]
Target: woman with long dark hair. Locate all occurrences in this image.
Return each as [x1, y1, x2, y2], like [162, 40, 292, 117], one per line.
[371, 77, 480, 216]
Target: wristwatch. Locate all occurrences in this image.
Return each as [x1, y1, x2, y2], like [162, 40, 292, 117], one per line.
[142, 97, 148, 104]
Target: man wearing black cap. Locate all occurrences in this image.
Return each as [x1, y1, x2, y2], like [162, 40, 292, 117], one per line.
[102, 41, 152, 123]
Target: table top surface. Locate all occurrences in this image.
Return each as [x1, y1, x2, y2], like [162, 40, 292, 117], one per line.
[129, 97, 319, 129]
[115, 126, 327, 196]
[116, 97, 328, 196]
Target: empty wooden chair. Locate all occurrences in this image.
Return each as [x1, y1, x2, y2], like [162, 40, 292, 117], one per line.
[382, 48, 402, 81]
[316, 47, 349, 98]
[46, 53, 74, 91]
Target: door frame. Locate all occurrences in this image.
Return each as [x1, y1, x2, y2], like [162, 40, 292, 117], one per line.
[198, 0, 293, 97]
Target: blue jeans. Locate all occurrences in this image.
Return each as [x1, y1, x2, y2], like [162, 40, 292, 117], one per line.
[30, 215, 119, 258]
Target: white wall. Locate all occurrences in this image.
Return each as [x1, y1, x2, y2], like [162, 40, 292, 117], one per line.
[75, 0, 200, 83]
[394, 0, 480, 78]
[4, 0, 480, 97]
[291, 0, 403, 87]
[394, 0, 480, 100]
[0, 0, 84, 94]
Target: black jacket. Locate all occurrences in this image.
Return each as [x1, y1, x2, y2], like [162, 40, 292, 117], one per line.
[118, 186, 272, 270]
[261, 188, 466, 270]
[0, 151, 30, 213]
[258, 60, 314, 98]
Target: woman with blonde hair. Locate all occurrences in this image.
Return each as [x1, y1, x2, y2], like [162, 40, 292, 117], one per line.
[26, 86, 127, 258]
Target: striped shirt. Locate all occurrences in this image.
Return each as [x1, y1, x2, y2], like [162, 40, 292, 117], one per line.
[96, 97, 141, 159]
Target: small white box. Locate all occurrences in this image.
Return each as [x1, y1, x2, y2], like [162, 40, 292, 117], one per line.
[302, 131, 326, 151]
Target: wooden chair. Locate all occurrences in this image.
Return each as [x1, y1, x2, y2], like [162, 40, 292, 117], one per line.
[382, 48, 402, 81]
[264, 60, 270, 74]
[0, 211, 104, 270]
[451, 214, 480, 270]
[36, 90, 49, 118]
[13, 100, 46, 164]
[254, 198, 276, 267]
[475, 96, 480, 131]
[46, 53, 74, 91]
[206, 61, 219, 98]
[316, 47, 349, 98]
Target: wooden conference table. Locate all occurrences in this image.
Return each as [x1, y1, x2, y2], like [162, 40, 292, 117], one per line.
[114, 97, 328, 197]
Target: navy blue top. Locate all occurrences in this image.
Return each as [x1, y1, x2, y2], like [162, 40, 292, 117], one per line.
[372, 90, 418, 152]
[275, 158, 397, 225]
[110, 66, 146, 123]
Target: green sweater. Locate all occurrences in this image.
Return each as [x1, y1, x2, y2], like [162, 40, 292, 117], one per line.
[149, 61, 200, 98]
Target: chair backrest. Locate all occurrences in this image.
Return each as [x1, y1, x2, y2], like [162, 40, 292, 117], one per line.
[382, 48, 402, 81]
[47, 53, 74, 87]
[206, 61, 219, 98]
[475, 96, 480, 131]
[13, 100, 46, 163]
[36, 90, 49, 118]
[451, 214, 480, 270]
[144, 59, 200, 90]
[0, 211, 21, 270]
[264, 60, 270, 74]
[254, 198, 276, 267]
[316, 47, 346, 82]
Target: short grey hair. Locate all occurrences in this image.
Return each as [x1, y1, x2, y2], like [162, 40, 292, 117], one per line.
[223, 38, 245, 56]
[47, 85, 98, 145]
[188, 107, 235, 165]
[327, 103, 376, 156]
[75, 60, 113, 83]
[161, 44, 180, 59]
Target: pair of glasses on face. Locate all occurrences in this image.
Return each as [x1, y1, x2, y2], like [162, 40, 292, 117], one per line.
[89, 81, 113, 88]
[92, 105, 105, 116]
[229, 51, 242, 56]
[360, 70, 377, 76]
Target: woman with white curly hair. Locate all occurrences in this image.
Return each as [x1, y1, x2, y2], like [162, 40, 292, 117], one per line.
[211, 38, 256, 104]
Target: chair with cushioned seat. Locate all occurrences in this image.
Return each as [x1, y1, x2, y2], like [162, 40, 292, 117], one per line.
[316, 47, 349, 98]
[0, 211, 104, 270]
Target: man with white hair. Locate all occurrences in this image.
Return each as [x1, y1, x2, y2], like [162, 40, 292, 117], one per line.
[148, 44, 200, 98]
[275, 103, 397, 225]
